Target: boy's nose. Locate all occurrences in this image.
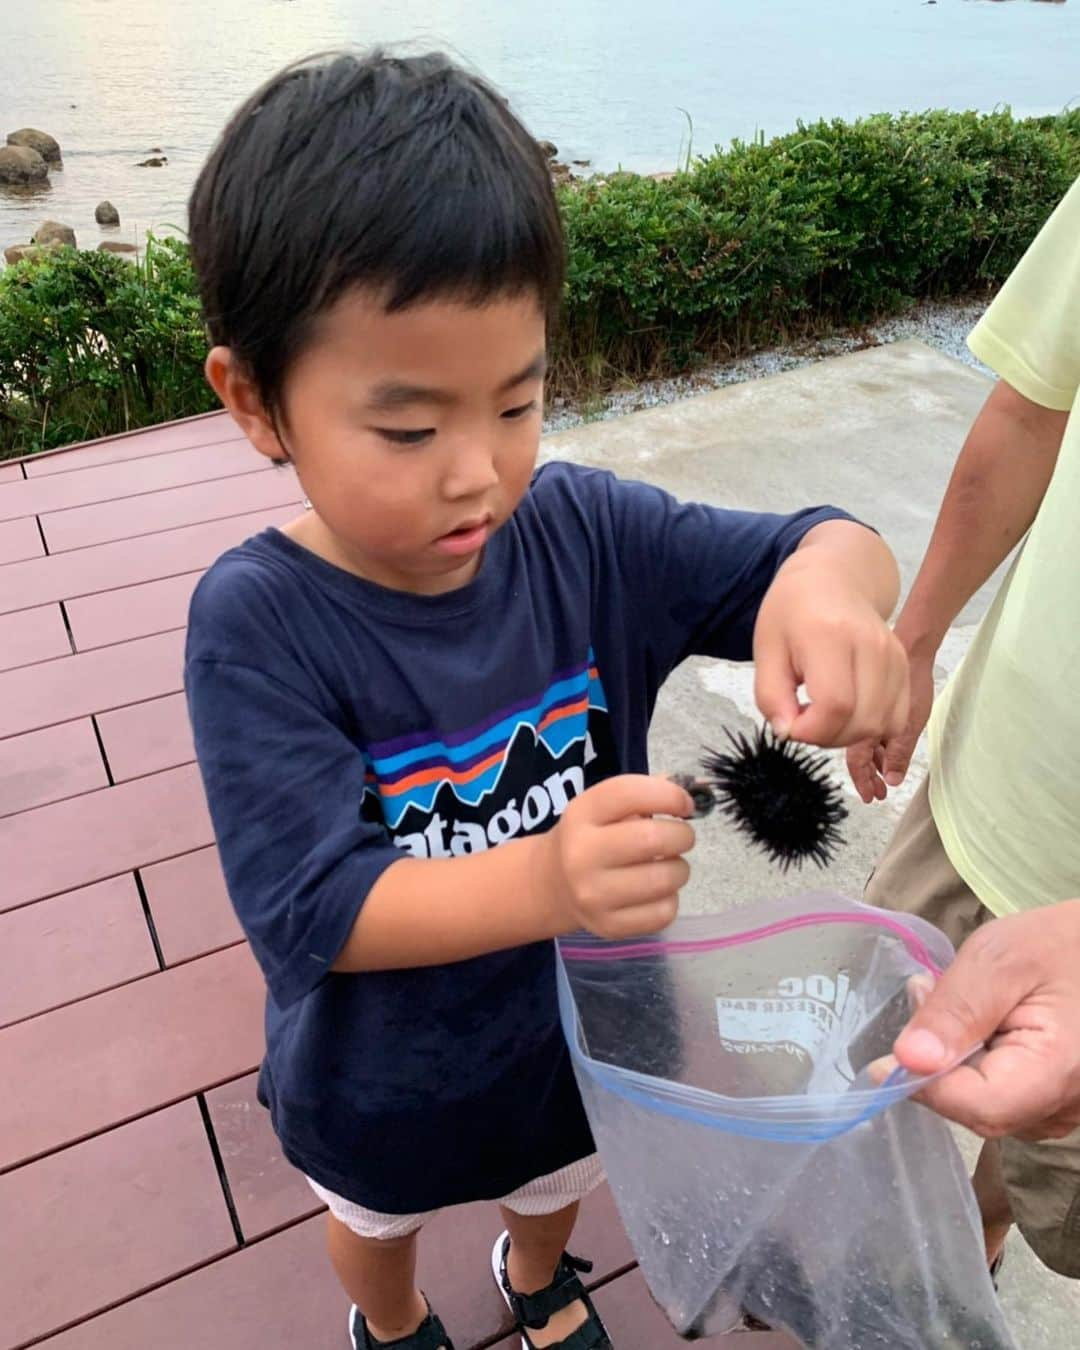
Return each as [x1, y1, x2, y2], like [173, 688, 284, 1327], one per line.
[443, 440, 500, 499]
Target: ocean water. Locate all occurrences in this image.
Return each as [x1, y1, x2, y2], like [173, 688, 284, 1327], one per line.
[1, 0, 1077, 253]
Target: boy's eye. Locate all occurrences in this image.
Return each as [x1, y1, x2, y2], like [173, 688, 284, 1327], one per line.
[376, 427, 435, 446]
[501, 400, 538, 421]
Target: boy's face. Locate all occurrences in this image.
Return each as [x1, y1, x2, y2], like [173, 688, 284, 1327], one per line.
[212, 290, 547, 594]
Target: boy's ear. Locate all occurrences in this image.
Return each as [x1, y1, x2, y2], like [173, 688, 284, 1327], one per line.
[205, 347, 289, 463]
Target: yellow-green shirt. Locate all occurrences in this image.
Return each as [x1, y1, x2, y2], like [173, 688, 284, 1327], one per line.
[929, 175, 1080, 915]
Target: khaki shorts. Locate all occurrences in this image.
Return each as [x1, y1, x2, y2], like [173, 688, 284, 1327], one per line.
[866, 777, 1080, 1279]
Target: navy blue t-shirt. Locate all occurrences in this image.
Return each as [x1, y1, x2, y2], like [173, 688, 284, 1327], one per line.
[185, 461, 849, 1212]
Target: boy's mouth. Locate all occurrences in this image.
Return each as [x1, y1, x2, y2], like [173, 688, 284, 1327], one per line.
[434, 515, 492, 556]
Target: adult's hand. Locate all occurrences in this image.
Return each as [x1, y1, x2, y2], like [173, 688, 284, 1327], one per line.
[881, 901, 1080, 1140]
[846, 647, 935, 804]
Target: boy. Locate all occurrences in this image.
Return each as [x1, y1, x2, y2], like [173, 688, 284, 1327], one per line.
[185, 50, 908, 1350]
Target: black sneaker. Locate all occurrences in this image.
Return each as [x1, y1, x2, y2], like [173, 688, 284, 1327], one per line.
[491, 1231, 613, 1350]
[348, 1298, 454, 1350]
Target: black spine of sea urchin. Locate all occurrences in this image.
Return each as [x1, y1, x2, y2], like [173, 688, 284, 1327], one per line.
[700, 727, 848, 871]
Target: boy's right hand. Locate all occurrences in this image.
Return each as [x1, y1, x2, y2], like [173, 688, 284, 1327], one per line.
[540, 776, 696, 940]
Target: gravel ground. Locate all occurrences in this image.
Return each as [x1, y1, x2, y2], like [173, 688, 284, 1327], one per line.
[544, 297, 992, 433]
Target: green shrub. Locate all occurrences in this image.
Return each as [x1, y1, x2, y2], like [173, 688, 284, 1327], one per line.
[2, 108, 1078, 457]
[555, 108, 1079, 388]
[0, 237, 215, 457]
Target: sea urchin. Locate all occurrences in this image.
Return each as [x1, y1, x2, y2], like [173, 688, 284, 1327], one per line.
[699, 726, 848, 871]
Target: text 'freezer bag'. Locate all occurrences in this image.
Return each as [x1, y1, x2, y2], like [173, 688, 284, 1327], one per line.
[557, 894, 1016, 1349]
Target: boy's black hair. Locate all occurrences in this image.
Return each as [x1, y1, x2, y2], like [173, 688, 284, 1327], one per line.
[188, 49, 565, 427]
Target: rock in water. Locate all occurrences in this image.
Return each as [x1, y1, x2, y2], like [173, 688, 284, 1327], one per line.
[95, 200, 120, 226]
[135, 156, 167, 168]
[0, 144, 48, 184]
[3, 241, 62, 266]
[6, 128, 62, 164]
[34, 220, 77, 248]
[98, 240, 137, 254]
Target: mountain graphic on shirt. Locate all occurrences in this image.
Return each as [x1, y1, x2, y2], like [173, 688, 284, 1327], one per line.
[360, 654, 615, 857]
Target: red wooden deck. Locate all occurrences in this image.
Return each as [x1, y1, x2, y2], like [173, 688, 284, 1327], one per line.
[0, 413, 795, 1349]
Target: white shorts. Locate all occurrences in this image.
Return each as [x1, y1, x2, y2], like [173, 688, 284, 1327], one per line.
[307, 1152, 604, 1240]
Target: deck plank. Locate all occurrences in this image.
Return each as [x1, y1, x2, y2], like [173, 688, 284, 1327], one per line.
[0, 504, 296, 614]
[33, 1185, 641, 1350]
[204, 1073, 322, 1242]
[0, 761, 212, 912]
[0, 718, 109, 816]
[66, 570, 202, 650]
[21, 412, 242, 477]
[0, 1100, 235, 1350]
[41, 465, 301, 553]
[97, 692, 194, 782]
[0, 514, 44, 564]
[141, 845, 242, 966]
[0, 628, 184, 739]
[34, 1217, 342, 1350]
[0, 942, 263, 1171]
[0, 874, 156, 1028]
[0, 603, 72, 671]
[0, 438, 263, 524]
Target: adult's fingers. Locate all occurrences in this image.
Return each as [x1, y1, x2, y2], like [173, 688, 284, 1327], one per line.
[847, 739, 886, 804]
[891, 924, 1062, 1136]
[881, 729, 917, 788]
[907, 1053, 1070, 1139]
[893, 933, 1031, 1077]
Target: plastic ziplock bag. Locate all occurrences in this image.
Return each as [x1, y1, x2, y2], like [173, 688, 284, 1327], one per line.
[557, 894, 1016, 1349]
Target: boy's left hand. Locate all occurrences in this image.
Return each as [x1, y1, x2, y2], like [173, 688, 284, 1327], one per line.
[753, 545, 909, 749]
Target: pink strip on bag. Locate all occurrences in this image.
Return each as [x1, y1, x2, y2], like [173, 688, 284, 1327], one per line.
[560, 909, 944, 976]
